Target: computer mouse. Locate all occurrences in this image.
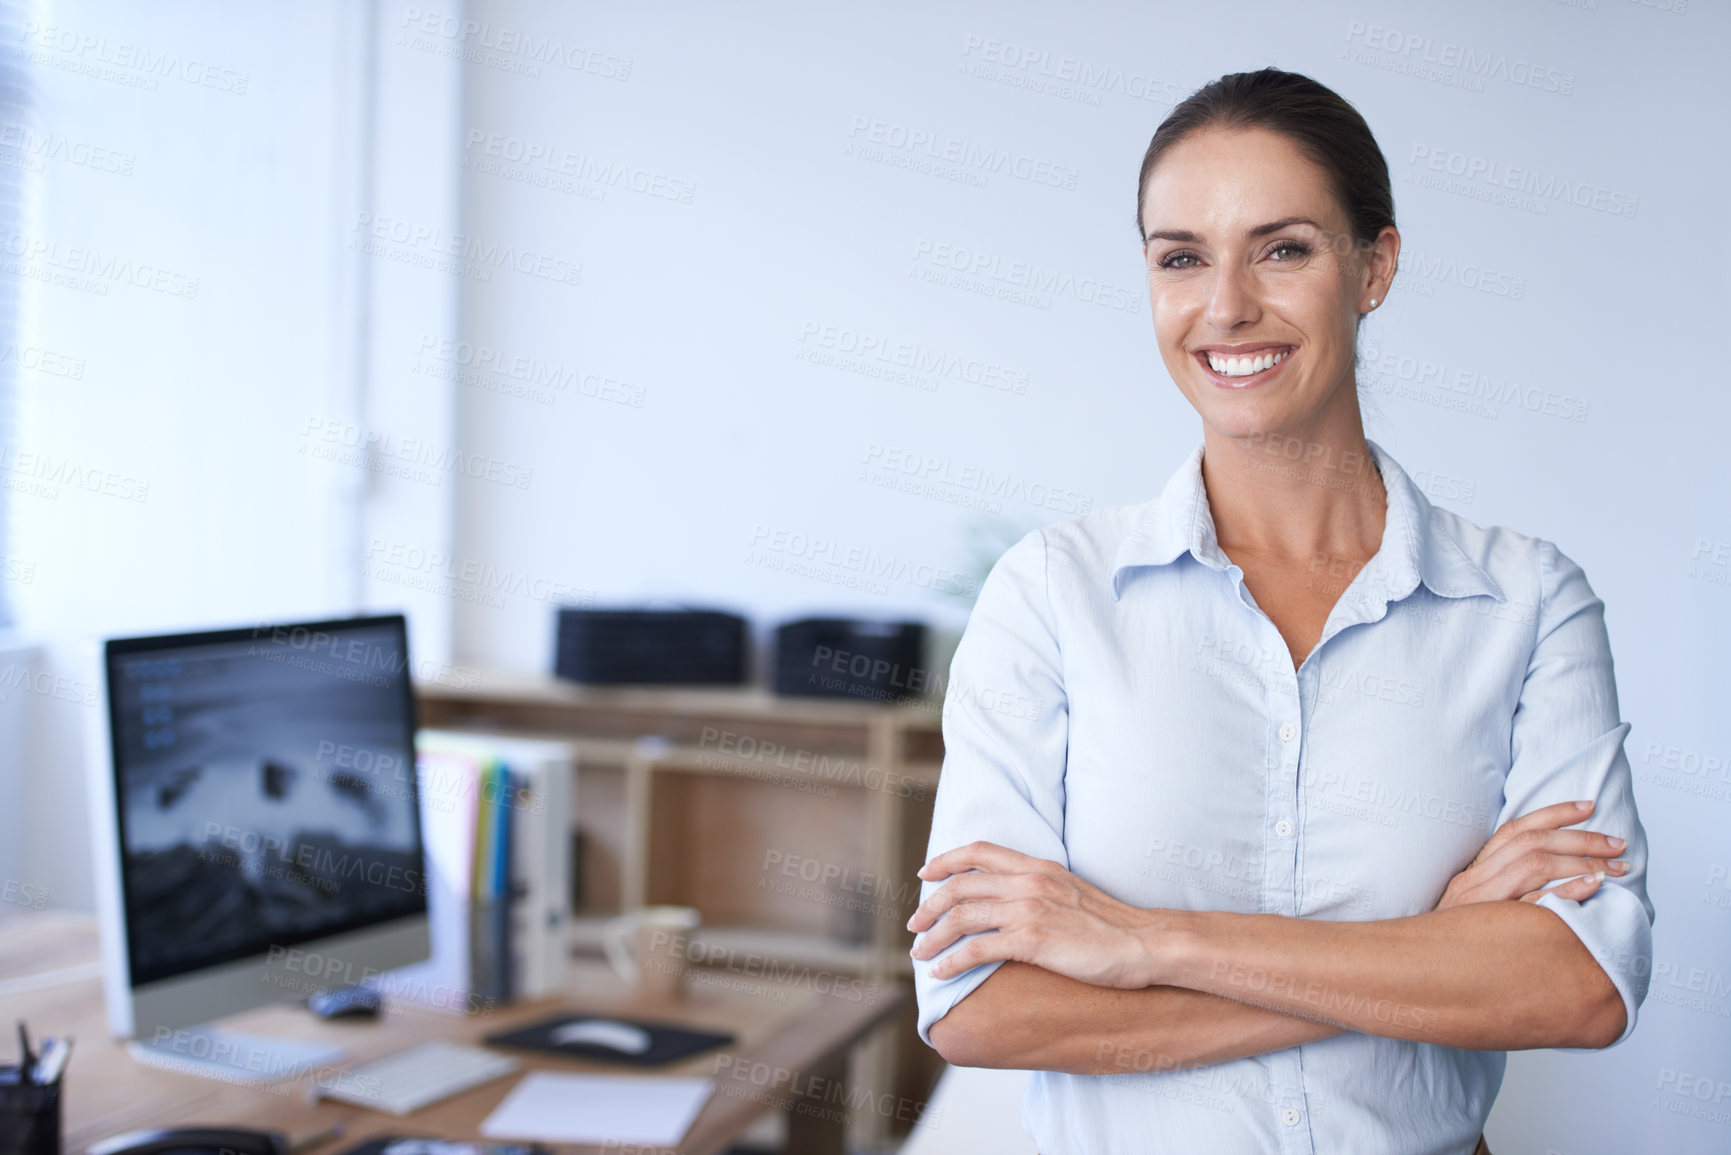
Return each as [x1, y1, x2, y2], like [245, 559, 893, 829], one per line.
[309, 984, 383, 1020]
[548, 1019, 652, 1055]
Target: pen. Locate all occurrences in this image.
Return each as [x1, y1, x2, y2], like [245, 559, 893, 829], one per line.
[16, 1022, 33, 1085]
[34, 1038, 71, 1086]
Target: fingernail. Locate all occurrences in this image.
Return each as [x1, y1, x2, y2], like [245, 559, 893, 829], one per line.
[1592, 871, 1605, 884]
[1608, 836, 1626, 851]
[1575, 800, 1594, 812]
[1610, 860, 1628, 873]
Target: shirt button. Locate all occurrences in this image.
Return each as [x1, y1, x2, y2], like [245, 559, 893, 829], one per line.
[1282, 1107, 1302, 1127]
[1279, 722, 1297, 742]
[1275, 819, 1294, 837]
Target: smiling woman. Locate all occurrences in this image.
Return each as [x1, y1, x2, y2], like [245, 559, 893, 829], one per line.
[909, 69, 1653, 1155]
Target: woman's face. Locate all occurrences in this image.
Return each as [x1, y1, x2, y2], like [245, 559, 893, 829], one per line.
[1139, 126, 1392, 443]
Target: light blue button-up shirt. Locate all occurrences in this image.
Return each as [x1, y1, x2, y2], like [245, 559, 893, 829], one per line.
[913, 438, 1654, 1155]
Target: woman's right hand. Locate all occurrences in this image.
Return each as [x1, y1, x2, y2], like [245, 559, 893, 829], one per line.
[1435, 800, 1628, 911]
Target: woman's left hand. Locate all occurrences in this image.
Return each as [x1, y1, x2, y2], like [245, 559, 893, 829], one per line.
[907, 841, 1168, 988]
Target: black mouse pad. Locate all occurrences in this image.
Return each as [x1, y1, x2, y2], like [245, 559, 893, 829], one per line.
[484, 1014, 736, 1067]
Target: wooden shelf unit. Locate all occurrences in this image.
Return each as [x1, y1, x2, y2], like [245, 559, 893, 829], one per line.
[414, 671, 947, 1147]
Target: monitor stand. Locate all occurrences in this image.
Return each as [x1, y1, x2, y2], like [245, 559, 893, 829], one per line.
[127, 1025, 346, 1087]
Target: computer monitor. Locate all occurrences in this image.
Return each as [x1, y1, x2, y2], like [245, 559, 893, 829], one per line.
[85, 613, 431, 1080]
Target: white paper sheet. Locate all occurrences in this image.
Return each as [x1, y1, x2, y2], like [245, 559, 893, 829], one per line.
[478, 1071, 716, 1146]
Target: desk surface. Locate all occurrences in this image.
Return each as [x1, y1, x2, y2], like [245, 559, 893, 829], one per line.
[0, 911, 903, 1155]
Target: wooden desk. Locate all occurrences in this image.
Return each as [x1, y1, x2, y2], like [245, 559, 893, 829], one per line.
[413, 673, 948, 1147]
[0, 911, 904, 1155]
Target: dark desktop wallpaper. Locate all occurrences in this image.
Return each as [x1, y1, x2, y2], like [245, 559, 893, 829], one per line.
[109, 624, 425, 985]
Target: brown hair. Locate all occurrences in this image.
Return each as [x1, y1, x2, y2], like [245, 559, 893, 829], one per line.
[1135, 68, 1395, 255]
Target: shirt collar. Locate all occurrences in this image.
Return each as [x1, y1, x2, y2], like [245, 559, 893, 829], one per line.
[1110, 438, 1505, 605]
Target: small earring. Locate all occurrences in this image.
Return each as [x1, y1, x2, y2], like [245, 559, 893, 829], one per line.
[1369, 297, 1379, 307]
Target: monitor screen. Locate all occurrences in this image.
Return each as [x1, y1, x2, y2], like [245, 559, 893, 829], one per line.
[104, 615, 427, 987]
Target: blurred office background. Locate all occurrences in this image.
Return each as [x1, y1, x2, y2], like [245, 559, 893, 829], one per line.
[0, 1, 1727, 1151]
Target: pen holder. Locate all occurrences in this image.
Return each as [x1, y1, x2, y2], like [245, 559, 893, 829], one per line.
[0, 1063, 60, 1155]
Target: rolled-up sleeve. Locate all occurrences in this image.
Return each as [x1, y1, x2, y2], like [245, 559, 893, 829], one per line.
[913, 528, 1071, 1046]
[1498, 538, 1655, 1048]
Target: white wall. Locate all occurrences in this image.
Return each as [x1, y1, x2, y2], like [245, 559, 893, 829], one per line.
[6, 0, 1727, 1151]
[450, 2, 1730, 1153]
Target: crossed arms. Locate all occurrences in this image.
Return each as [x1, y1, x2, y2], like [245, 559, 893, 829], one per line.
[913, 802, 1632, 1074]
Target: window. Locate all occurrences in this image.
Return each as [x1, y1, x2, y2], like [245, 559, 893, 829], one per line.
[0, 0, 35, 630]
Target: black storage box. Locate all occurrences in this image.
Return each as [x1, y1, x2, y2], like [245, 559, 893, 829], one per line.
[774, 618, 928, 702]
[554, 608, 748, 685]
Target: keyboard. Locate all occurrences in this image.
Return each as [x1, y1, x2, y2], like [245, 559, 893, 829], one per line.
[318, 1040, 522, 1115]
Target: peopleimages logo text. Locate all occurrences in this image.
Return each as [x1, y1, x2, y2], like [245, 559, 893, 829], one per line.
[1345, 21, 1575, 95]
[1408, 145, 1638, 219]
